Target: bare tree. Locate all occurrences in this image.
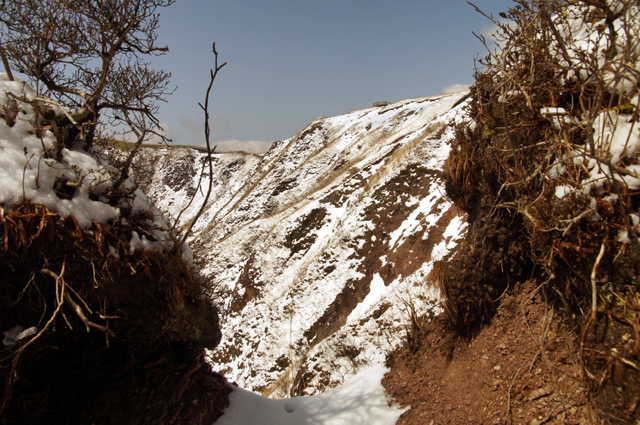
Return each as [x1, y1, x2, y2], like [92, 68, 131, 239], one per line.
[0, 0, 174, 153]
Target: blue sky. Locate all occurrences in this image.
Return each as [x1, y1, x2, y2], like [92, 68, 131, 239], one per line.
[150, 0, 513, 152]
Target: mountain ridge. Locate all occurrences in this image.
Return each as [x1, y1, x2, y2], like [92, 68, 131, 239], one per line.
[135, 92, 470, 397]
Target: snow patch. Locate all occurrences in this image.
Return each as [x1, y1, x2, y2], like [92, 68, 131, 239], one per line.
[215, 364, 407, 425]
[347, 273, 387, 324]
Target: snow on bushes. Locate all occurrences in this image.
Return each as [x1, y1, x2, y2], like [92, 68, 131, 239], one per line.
[0, 73, 173, 252]
[0, 74, 224, 424]
[442, 0, 639, 421]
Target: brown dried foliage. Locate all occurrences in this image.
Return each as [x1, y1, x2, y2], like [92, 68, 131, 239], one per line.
[440, 0, 640, 420]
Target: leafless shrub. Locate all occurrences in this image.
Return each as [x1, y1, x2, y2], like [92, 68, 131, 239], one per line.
[0, 0, 174, 181]
[449, 0, 640, 419]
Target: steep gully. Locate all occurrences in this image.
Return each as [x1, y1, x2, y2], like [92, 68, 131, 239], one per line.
[135, 92, 470, 398]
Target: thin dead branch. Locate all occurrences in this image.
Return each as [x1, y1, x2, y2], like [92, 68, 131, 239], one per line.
[179, 42, 226, 247]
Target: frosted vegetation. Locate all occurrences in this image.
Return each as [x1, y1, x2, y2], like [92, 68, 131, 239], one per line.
[480, 0, 640, 242]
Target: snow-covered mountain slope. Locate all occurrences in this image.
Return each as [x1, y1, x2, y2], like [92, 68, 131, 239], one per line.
[136, 92, 470, 397]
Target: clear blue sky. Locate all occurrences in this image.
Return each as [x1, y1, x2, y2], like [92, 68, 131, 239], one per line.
[149, 0, 513, 152]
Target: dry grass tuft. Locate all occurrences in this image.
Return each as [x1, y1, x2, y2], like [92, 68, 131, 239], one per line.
[426, 261, 456, 325]
[442, 136, 478, 210]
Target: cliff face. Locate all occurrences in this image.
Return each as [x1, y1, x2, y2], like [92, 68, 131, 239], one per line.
[137, 92, 470, 397]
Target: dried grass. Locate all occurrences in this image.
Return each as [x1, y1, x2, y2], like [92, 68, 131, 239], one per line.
[440, 0, 640, 419]
[426, 261, 456, 325]
[0, 201, 221, 424]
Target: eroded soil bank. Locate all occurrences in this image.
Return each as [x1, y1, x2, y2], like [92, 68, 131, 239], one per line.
[384, 280, 597, 425]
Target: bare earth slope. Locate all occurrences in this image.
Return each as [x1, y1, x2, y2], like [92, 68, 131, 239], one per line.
[384, 280, 593, 425]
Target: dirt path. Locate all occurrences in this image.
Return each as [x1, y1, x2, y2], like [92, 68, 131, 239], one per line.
[384, 280, 594, 424]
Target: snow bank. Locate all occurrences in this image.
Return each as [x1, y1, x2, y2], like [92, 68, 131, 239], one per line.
[215, 364, 407, 425]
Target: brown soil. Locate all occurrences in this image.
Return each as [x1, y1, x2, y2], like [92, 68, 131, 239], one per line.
[384, 280, 595, 425]
[0, 202, 230, 424]
[84, 356, 232, 425]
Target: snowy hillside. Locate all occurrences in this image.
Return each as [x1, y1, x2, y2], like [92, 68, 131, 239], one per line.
[137, 92, 470, 397]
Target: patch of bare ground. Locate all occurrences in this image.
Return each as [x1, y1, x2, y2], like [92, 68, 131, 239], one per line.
[384, 280, 594, 425]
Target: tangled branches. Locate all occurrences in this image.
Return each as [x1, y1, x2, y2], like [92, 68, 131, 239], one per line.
[444, 0, 640, 420]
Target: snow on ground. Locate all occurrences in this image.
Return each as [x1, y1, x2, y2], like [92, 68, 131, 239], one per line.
[346, 273, 386, 324]
[134, 148, 263, 238]
[215, 364, 406, 425]
[0, 73, 176, 253]
[139, 92, 472, 396]
[0, 74, 119, 227]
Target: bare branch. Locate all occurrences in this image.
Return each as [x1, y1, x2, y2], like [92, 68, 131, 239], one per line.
[590, 242, 606, 323]
[178, 42, 226, 247]
[0, 0, 175, 152]
[0, 45, 14, 81]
